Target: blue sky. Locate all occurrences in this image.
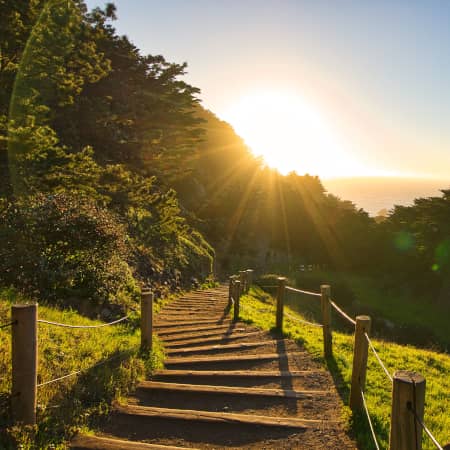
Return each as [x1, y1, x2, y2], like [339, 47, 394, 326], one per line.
[85, 0, 450, 179]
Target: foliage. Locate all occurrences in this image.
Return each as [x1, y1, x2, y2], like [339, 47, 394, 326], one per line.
[0, 288, 165, 449]
[0, 193, 138, 312]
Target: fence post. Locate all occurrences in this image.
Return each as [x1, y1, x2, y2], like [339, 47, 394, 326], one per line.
[141, 291, 153, 352]
[11, 304, 38, 425]
[228, 276, 234, 307]
[276, 277, 286, 331]
[389, 370, 425, 450]
[320, 285, 332, 358]
[239, 270, 247, 294]
[246, 269, 253, 293]
[349, 315, 371, 410]
[233, 280, 241, 321]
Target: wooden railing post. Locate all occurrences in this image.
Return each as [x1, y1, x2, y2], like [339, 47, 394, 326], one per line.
[276, 277, 286, 331]
[233, 280, 241, 321]
[349, 315, 371, 410]
[239, 270, 247, 294]
[141, 291, 153, 352]
[320, 285, 332, 358]
[246, 269, 253, 293]
[228, 276, 235, 307]
[11, 304, 38, 425]
[389, 371, 425, 450]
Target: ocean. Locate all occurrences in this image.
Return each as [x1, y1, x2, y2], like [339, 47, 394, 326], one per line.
[322, 177, 449, 216]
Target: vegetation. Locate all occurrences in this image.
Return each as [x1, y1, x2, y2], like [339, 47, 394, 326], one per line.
[0, 287, 165, 449]
[239, 286, 450, 450]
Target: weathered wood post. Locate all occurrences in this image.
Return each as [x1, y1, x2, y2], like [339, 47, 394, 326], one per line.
[276, 277, 286, 331]
[349, 315, 371, 410]
[233, 280, 241, 322]
[389, 371, 425, 450]
[141, 291, 153, 352]
[228, 276, 234, 307]
[246, 269, 253, 293]
[11, 304, 38, 425]
[320, 285, 332, 358]
[239, 270, 247, 294]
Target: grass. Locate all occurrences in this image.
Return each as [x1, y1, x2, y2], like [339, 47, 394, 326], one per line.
[239, 286, 450, 450]
[0, 287, 165, 449]
[261, 270, 450, 351]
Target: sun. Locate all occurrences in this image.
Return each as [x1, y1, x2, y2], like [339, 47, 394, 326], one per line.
[221, 90, 369, 178]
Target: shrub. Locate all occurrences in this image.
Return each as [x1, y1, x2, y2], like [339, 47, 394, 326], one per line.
[0, 193, 138, 313]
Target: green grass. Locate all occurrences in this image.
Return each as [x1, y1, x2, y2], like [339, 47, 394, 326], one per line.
[0, 287, 165, 449]
[261, 270, 450, 350]
[238, 286, 450, 450]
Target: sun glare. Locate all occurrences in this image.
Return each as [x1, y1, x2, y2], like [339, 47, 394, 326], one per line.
[222, 91, 373, 179]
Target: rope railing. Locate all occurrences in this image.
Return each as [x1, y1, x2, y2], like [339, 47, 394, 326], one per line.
[8, 291, 155, 426]
[330, 299, 357, 326]
[229, 268, 445, 450]
[285, 285, 321, 297]
[37, 350, 132, 388]
[408, 402, 444, 450]
[0, 320, 17, 329]
[37, 315, 129, 329]
[365, 332, 393, 383]
[361, 387, 381, 450]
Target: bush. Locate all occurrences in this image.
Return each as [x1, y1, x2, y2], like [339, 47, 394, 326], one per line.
[0, 193, 138, 313]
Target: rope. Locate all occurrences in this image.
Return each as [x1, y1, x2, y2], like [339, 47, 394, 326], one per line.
[360, 388, 381, 450]
[37, 315, 129, 329]
[408, 403, 444, 450]
[285, 286, 321, 297]
[285, 311, 323, 328]
[37, 351, 131, 388]
[257, 285, 279, 289]
[330, 300, 357, 326]
[0, 320, 17, 329]
[365, 333, 393, 383]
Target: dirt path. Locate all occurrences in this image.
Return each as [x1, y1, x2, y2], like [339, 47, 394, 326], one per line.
[71, 285, 357, 449]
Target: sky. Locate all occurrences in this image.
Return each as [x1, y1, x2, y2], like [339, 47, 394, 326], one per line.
[85, 0, 450, 180]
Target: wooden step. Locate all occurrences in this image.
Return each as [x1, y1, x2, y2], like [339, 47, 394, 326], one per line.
[165, 340, 279, 355]
[114, 404, 334, 429]
[160, 327, 247, 341]
[163, 331, 262, 348]
[165, 351, 305, 366]
[161, 306, 225, 312]
[155, 319, 231, 329]
[156, 315, 227, 322]
[157, 324, 238, 336]
[137, 381, 328, 399]
[152, 369, 319, 378]
[70, 434, 195, 449]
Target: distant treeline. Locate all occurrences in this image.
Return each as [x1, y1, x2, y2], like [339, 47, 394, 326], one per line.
[0, 0, 448, 311]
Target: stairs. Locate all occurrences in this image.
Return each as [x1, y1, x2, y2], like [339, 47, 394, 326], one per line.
[71, 285, 356, 449]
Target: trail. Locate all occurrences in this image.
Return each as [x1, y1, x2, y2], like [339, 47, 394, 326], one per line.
[71, 285, 356, 449]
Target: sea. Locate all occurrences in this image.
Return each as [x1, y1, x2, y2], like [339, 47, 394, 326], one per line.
[322, 177, 449, 216]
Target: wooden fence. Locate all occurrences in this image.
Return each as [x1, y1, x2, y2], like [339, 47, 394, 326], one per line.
[229, 270, 444, 450]
[5, 290, 154, 426]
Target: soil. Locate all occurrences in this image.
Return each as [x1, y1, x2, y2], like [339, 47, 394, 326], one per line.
[71, 285, 357, 449]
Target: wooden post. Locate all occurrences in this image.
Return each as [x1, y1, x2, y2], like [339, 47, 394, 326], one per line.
[246, 269, 253, 293]
[233, 280, 241, 322]
[239, 270, 247, 294]
[320, 285, 332, 358]
[389, 371, 425, 450]
[349, 315, 371, 410]
[11, 304, 37, 425]
[228, 276, 234, 307]
[141, 291, 153, 351]
[276, 277, 286, 331]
